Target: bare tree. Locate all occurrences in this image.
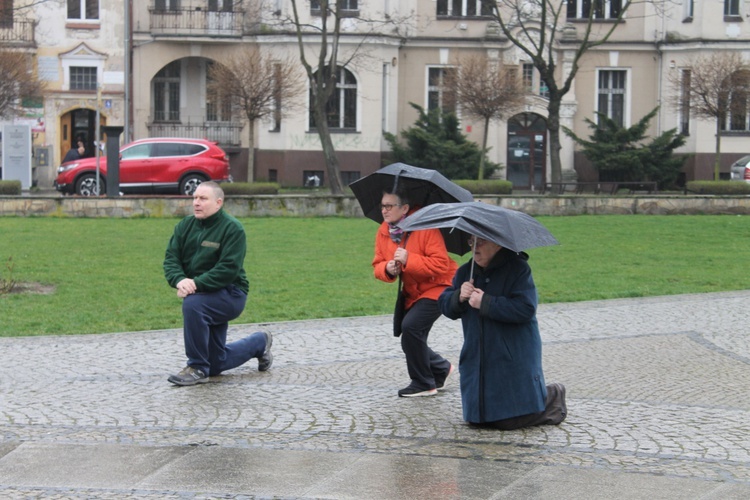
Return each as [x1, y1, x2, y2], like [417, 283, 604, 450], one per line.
[286, 0, 402, 194]
[0, 50, 45, 119]
[667, 52, 750, 181]
[208, 47, 305, 182]
[447, 54, 526, 180]
[485, 0, 636, 184]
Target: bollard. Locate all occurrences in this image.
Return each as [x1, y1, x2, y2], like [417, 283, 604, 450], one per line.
[102, 126, 124, 197]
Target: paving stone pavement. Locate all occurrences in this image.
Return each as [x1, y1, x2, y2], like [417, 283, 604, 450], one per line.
[1, 291, 749, 499]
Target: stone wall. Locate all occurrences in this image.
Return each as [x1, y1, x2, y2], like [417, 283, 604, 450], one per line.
[1, 194, 749, 218]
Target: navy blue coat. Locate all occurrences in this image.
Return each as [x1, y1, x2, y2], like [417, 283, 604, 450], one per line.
[438, 248, 547, 424]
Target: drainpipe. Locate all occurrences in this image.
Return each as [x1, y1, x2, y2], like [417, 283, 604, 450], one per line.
[124, 0, 132, 143]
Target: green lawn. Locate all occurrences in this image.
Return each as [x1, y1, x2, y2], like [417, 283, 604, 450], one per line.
[1, 215, 748, 337]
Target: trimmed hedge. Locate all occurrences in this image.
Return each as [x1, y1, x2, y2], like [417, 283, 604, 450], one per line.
[686, 181, 750, 195]
[222, 182, 280, 195]
[0, 180, 22, 195]
[455, 179, 513, 195]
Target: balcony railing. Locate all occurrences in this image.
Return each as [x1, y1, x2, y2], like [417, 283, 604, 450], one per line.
[149, 7, 243, 37]
[147, 121, 243, 147]
[0, 19, 35, 47]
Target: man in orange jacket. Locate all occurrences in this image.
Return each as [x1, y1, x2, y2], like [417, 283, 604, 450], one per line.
[372, 187, 457, 397]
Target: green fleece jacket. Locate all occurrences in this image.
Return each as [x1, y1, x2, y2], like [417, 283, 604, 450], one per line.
[163, 209, 249, 294]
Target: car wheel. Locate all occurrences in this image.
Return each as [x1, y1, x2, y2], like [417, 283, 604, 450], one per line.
[179, 174, 206, 196]
[75, 173, 106, 196]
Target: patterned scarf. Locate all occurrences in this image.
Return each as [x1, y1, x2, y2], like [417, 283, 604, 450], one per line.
[388, 216, 406, 243]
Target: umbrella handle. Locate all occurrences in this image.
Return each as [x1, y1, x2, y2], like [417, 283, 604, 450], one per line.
[469, 238, 476, 282]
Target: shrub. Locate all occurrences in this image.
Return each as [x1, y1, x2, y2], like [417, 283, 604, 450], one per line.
[384, 103, 499, 180]
[222, 182, 280, 195]
[455, 179, 512, 195]
[686, 181, 750, 195]
[0, 180, 22, 195]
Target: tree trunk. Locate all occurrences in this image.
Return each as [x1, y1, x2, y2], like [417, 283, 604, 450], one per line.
[547, 97, 563, 184]
[478, 116, 490, 180]
[311, 103, 344, 194]
[714, 120, 722, 181]
[246, 120, 256, 183]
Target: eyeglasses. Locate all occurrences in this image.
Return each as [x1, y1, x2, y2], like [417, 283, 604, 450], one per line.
[467, 237, 488, 247]
[380, 203, 402, 211]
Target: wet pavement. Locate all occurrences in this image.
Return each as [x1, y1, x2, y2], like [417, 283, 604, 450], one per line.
[1, 291, 749, 499]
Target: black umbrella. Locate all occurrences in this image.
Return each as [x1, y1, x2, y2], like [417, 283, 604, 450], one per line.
[349, 163, 473, 223]
[397, 202, 559, 254]
[349, 163, 473, 254]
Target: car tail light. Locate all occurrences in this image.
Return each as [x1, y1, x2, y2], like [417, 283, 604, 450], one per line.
[211, 152, 228, 162]
[745, 167, 750, 181]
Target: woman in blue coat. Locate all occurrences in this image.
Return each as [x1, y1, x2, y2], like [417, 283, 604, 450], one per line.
[438, 236, 567, 429]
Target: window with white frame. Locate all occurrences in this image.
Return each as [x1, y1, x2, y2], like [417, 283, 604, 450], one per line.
[679, 69, 690, 135]
[682, 0, 694, 21]
[723, 71, 750, 132]
[597, 69, 626, 127]
[67, 0, 99, 20]
[309, 66, 357, 130]
[311, 0, 358, 13]
[427, 67, 456, 114]
[436, 0, 493, 17]
[70, 66, 97, 90]
[567, 0, 622, 20]
[153, 61, 181, 122]
[522, 63, 549, 99]
[724, 0, 740, 17]
[206, 62, 232, 123]
[154, 0, 180, 11]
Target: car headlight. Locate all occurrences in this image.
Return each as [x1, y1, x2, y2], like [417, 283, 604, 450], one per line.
[57, 163, 79, 173]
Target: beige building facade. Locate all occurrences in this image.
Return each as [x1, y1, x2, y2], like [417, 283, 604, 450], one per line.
[7, 0, 750, 188]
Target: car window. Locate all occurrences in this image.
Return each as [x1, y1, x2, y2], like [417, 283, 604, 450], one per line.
[121, 144, 151, 159]
[152, 143, 206, 157]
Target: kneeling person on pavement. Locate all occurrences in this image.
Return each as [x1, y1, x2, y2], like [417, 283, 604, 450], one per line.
[163, 181, 272, 386]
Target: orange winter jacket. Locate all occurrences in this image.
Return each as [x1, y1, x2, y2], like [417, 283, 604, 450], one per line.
[372, 220, 457, 309]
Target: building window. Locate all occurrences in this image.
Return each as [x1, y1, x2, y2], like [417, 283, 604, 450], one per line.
[154, 0, 181, 11]
[304, 170, 324, 187]
[341, 170, 360, 185]
[597, 69, 626, 127]
[311, 0, 358, 14]
[724, 0, 740, 16]
[68, 0, 99, 20]
[427, 67, 456, 114]
[206, 62, 232, 123]
[208, 0, 233, 12]
[567, 0, 622, 20]
[436, 0, 493, 17]
[522, 63, 549, 98]
[679, 69, 690, 135]
[271, 63, 282, 132]
[309, 66, 357, 131]
[682, 0, 694, 21]
[70, 66, 97, 90]
[723, 72, 750, 132]
[153, 61, 181, 122]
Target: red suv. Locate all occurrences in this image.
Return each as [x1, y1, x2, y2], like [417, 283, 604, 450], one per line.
[55, 138, 231, 196]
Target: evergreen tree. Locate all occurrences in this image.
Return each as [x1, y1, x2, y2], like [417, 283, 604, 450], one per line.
[385, 103, 497, 180]
[564, 107, 687, 189]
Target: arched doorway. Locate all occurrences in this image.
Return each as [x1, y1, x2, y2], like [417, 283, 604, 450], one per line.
[59, 108, 107, 161]
[507, 113, 547, 191]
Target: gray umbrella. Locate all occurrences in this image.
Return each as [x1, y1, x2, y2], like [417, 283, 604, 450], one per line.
[397, 202, 559, 254]
[349, 163, 473, 223]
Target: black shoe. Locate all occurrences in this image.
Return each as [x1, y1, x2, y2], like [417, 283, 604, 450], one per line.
[258, 332, 273, 372]
[435, 363, 455, 391]
[168, 366, 208, 386]
[398, 385, 437, 397]
[550, 382, 567, 424]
